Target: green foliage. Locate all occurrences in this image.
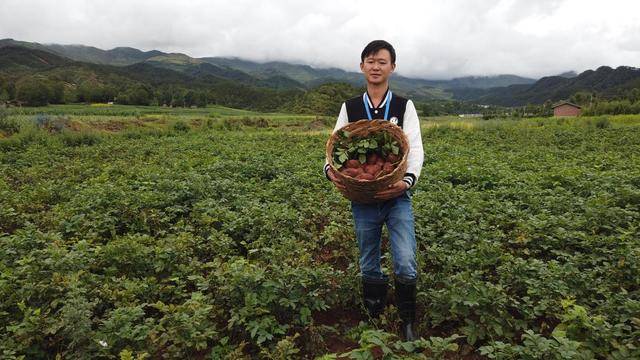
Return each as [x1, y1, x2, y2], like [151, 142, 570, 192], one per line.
[594, 116, 610, 129]
[1, 111, 640, 358]
[285, 82, 362, 115]
[0, 107, 20, 135]
[149, 292, 220, 358]
[584, 99, 640, 116]
[60, 130, 102, 147]
[119, 349, 149, 360]
[221, 259, 331, 345]
[259, 333, 301, 359]
[418, 99, 497, 116]
[336, 330, 461, 359]
[76, 82, 117, 103]
[0, 88, 11, 103]
[332, 130, 399, 166]
[171, 120, 190, 132]
[49, 82, 65, 104]
[569, 91, 595, 106]
[479, 329, 592, 359]
[117, 85, 153, 106]
[16, 78, 51, 106]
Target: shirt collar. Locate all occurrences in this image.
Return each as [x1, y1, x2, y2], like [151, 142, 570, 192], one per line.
[364, 88, 390, 108]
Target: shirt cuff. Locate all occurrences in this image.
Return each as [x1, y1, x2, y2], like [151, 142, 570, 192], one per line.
[324, 163, 332, 181]
[403, 173, 416, 188]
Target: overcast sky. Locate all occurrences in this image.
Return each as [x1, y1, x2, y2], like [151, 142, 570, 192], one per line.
[2, 0, 640, 79]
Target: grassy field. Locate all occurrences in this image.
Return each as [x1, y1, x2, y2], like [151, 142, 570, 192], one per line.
[1, 106, 639, 359]
[4, 104, 269, 117]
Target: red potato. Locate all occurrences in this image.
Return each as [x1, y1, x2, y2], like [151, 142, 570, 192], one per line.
[386, 154, 400, 163]
[356, 173, 374, 181]
[366, 153, 379, 165]
[346, 159, 361, 169]
[376, 158, 384, 166]
[372, 162, 395, 179]
[342, 167, 363, 178]
[364, 164, 381, 175]
[341, 168, 354, 177]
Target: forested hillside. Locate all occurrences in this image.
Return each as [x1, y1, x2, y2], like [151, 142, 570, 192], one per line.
[0, 45, 359, 114]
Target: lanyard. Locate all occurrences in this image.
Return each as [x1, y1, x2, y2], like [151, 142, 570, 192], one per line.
[363, 90, 392, 120]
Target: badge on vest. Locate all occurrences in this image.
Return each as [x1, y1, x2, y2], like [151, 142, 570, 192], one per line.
[390, 116, 398, 125]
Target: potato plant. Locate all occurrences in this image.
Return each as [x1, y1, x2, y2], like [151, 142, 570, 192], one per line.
[0, 110, 639, 359]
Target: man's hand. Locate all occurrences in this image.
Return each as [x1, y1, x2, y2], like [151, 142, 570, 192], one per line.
[327, 167, 346, 191]
[374, 180, 408, 200]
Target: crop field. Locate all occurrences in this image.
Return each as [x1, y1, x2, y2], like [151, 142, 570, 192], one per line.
[1, 106, 639, 359]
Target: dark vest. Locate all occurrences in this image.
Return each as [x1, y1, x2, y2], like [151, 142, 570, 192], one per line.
[345, 90, 408, 128]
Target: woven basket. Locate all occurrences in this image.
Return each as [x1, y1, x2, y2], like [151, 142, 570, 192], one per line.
[326, 119, 409, 204]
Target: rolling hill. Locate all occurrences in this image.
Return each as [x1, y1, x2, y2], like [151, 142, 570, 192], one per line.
[454, 66, 640, 106]
[0, 38, 163, 66]
[2, 38, 639, 107]
[0, 38, 540, 101]
[0, 45, 359, 113]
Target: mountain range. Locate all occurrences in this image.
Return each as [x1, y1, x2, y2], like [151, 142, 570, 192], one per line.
[1, 38, 639, 107]
[451, 66, 640, 106]
[0, 38, 536, 100]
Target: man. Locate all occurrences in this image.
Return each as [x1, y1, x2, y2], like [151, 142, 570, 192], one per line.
[323, 40, 424, 341]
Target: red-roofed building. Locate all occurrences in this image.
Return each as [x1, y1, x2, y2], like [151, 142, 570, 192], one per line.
[552, 101, 582, 117]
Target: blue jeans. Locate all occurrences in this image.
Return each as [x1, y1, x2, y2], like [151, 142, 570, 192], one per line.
[351, 191, 417, 283]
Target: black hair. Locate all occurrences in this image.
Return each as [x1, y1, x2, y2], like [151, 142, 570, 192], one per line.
[361, 40, 396, 64]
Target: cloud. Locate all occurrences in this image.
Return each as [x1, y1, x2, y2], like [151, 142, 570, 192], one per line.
[1, 0, 639, 79]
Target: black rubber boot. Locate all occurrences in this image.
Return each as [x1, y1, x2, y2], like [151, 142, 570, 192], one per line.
[395, 278, 418, 341]
[362, 278, 388, 319]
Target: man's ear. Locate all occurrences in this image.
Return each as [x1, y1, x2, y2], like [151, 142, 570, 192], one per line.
[391, 63, 396, 72]
[360, 62, 364, 72]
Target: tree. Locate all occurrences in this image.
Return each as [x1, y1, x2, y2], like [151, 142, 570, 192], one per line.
[627, 88, 640, 102]
[570, 91, 594, 106]
[76, 81, 94, 103]
[195, 91, 208, 108]
[117, 84, 153, 106]
[156, 87, 174, 106]
[171, 88, 186, 107]
[6, 82, 16, 100]
[0, 88, 9, 104]
[286, 82, 361, 115]
[184, 90, 196, 107]
[50, 82, 65, 104]
[16, 78, 51, 106]
[420, 102, 441, 116]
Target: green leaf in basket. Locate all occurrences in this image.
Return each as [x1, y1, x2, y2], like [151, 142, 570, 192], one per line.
[359, 153, 366, 163]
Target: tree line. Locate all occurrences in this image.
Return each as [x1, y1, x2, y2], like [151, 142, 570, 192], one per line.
[571, 89, 640, 116]
[0, 75, 363, 116]
[11, 73, 638, 118]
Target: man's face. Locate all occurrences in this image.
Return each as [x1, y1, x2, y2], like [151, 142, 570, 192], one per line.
[360, 49, 396, 86]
